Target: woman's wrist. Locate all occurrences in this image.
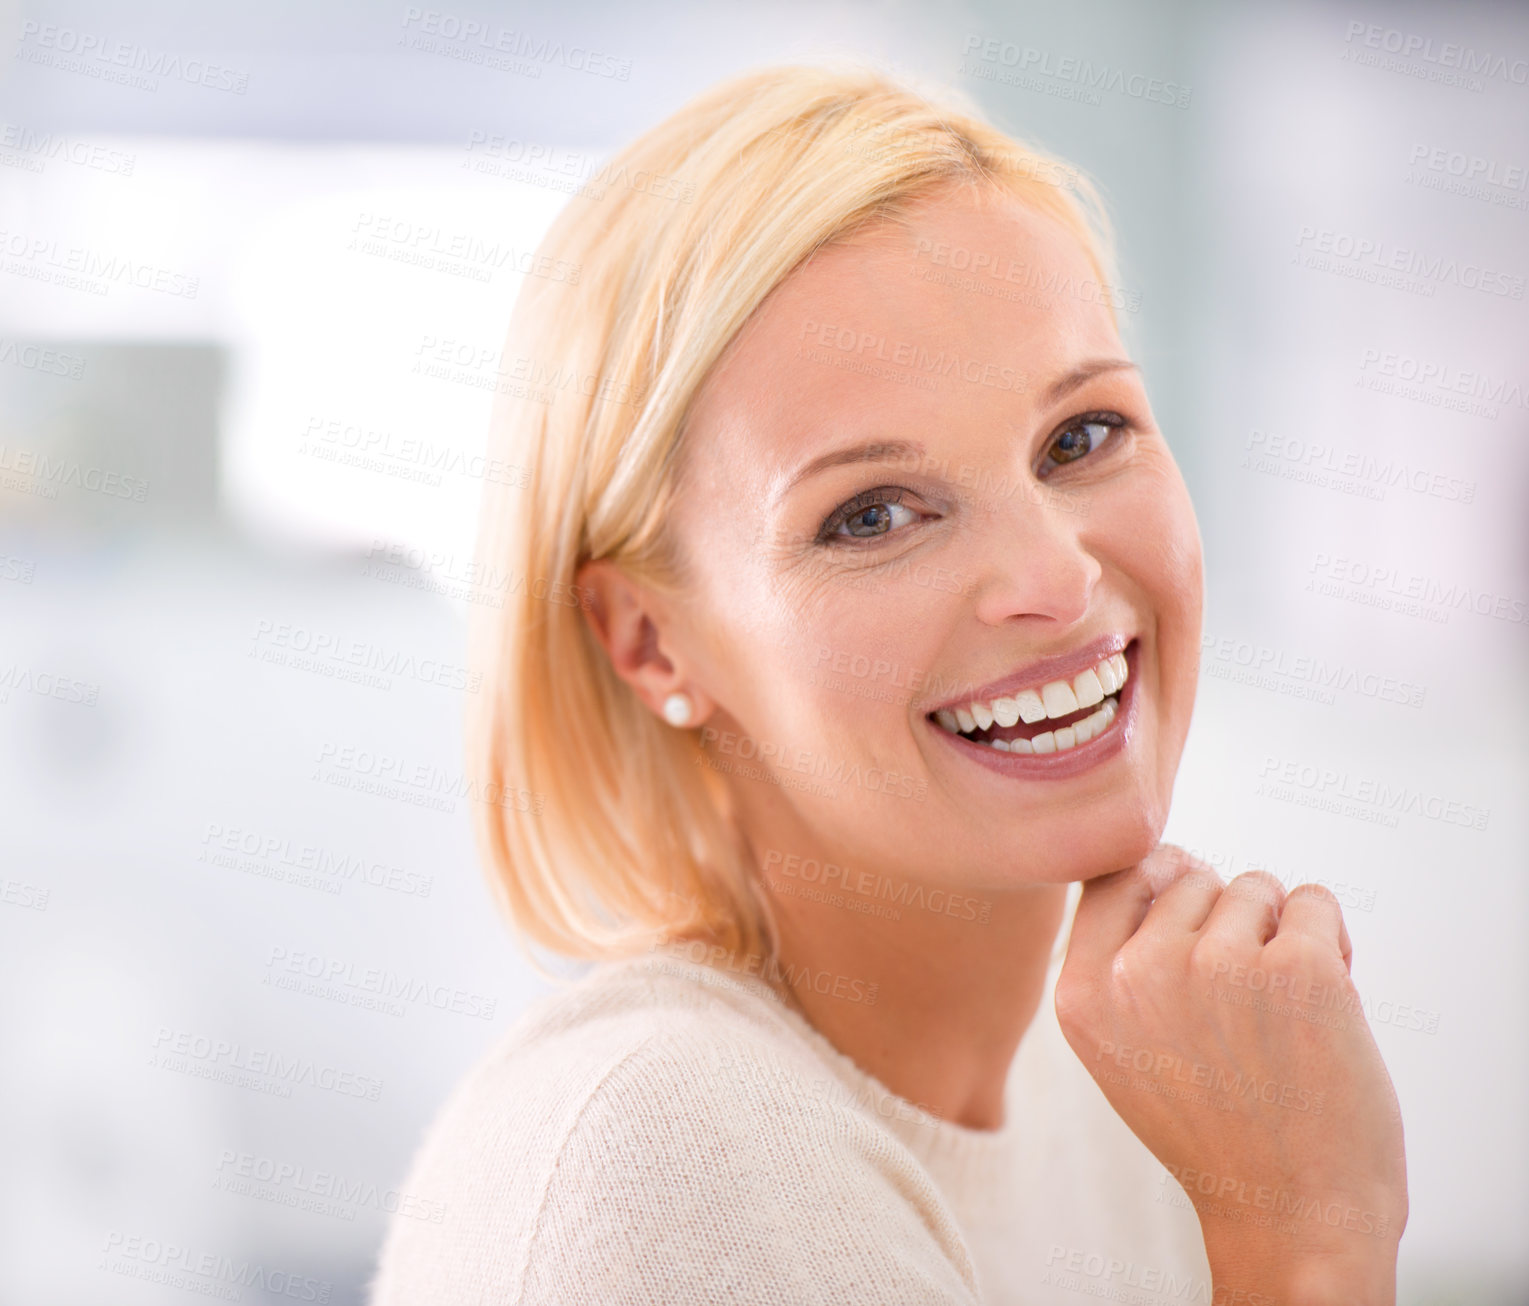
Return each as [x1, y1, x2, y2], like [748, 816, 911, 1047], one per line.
[1205, 1236, 1398, 1306]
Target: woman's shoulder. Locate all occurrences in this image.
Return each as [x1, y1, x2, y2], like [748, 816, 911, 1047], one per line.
[423, 949, 894, 1159]
[438, 947, 888, 1131]
[368, 949, 980, 1306]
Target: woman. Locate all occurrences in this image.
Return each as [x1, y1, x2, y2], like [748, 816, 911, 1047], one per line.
[370, 65, 1407, 1305]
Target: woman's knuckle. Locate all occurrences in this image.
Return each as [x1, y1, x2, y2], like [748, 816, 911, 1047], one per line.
[1229, 869, 1286, 905]
[1264, 931, 1334, 975]
[1151, 842, 1211, 875]
[1110, 940, 1165, 1000]
[1189, 936, 1237, 982]
[1142, 843, 1214, 893]
[1180, 867, 1224, 897]
[1054, 975, 1096, 1035]
[1287, 881, 1340, 908]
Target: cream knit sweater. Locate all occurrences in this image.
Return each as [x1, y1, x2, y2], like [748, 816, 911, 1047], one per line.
[369, 945, 1211, 1305]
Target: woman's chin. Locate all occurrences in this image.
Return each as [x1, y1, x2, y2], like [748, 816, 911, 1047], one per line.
[1012, 805, 1168, 886]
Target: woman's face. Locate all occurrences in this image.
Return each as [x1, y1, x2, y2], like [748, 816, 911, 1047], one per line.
[666, 183, 1203, 889]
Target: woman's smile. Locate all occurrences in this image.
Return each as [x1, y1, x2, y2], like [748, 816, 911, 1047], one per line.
[924, 636, 1139, 779]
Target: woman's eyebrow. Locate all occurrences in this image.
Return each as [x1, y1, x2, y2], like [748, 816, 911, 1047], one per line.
[1040, 357, 1140, 408]
[771, 359, 1139, 507]
[772, 440, 924, 507]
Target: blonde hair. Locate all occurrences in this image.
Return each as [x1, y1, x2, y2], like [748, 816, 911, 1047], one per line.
[466, 63, 1119, 966]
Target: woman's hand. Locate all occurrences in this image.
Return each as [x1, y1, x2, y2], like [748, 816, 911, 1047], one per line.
[1055, 843, 1408, 1306]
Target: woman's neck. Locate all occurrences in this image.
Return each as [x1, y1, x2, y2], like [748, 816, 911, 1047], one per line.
[763, 878, 1070, 1131]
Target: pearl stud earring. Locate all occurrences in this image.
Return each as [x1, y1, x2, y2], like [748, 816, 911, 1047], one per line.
[661, 692, 694, 727]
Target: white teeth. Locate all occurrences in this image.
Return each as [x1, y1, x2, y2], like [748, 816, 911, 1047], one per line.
[1040, 680, 1079, 718]
[933, 648, 1130, 749]
[1015, 689, 1047, 723]
[1072, 668, 1104, 709]
[959, 715, 1135, 757]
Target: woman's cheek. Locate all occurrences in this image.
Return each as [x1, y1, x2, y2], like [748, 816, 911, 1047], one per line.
[1132, 456, 1203, 626]
[1149, 478, 1203, 792]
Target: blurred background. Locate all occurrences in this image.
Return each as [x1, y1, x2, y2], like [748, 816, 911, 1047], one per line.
[1, 0, 1525, 1302]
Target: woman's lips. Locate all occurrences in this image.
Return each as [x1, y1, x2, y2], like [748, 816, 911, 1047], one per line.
[927, 641, 1139, 779]
[924, 633, 1128, 719]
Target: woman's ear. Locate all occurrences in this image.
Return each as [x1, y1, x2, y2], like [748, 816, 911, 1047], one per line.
[575, 559, 712, 726]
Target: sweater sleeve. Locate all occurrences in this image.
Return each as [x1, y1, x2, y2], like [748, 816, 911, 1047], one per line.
[369, 1013, 983, 1306]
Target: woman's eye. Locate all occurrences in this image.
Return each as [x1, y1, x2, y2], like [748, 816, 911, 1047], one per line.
[1039, 414, 1124, 475]
[819, 487, 920, 544]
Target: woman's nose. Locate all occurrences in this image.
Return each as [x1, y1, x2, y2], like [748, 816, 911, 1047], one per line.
[965, 489, 1102, 628]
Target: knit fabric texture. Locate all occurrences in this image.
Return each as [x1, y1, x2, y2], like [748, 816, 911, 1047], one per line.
[369, 946, 1211, 1304]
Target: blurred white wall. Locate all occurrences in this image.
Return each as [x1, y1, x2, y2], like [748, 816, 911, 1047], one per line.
[1, 1, 1524, 1302]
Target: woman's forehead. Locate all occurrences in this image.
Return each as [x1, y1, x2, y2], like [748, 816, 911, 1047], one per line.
[688, 192, 1126, 451]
